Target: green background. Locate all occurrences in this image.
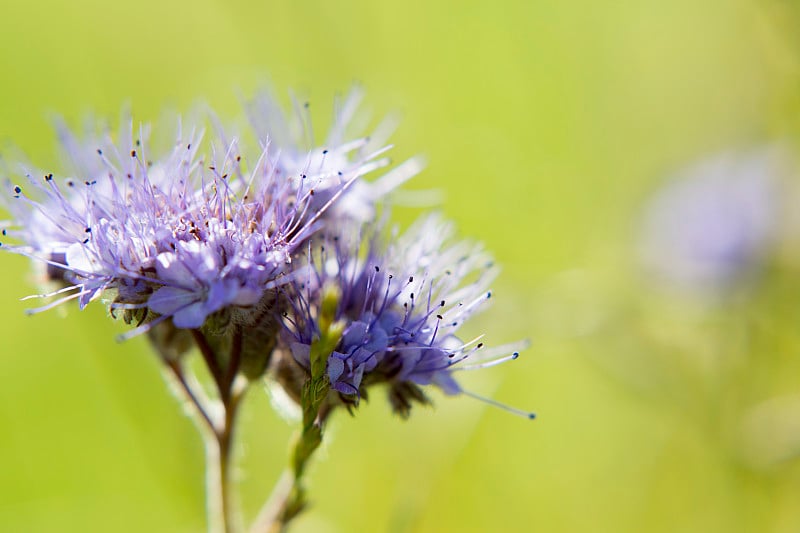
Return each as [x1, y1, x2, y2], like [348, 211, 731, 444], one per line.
[1, 0, 800, 531]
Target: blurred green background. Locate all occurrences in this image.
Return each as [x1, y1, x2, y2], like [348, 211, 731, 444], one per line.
[2, 0, 800, 531]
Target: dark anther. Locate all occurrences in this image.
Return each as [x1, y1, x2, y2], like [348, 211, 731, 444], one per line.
[375, 266, 380, 272]
[85, 227, 91, 233]
[440, 300, 445, 307]
[131, 150, 136, 157]
[436, 314, 443, 320]
[322, 149, 328, 154]
[82, 238, 89, 244]
[44, 174, 53, 181]
[187, 144, 192, 150]
[477, 343, 484, 349]
[96, 149, 103, 155]
[408, 276, 414, 283]
[13, 186, 21, 194]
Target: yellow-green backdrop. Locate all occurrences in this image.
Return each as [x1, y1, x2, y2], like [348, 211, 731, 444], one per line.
[1, 1, 799, 532]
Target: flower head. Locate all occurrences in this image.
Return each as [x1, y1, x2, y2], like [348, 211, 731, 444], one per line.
[1, 93, 413, 340]
[278, 215, 528, 417]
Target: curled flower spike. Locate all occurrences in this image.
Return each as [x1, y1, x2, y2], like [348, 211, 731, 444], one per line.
[277, 214, 532, 418]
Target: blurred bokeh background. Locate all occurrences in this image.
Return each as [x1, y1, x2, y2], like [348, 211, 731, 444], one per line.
[2, 0, 800, 531]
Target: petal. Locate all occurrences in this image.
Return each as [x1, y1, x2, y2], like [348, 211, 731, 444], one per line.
[155, 252, 197, 287]
[148, 286, 200, 317]
[172, 302, 212, 329]
[65, 242, 100, 273]
[328, 355, 345, 383]
[290, 342, 311, 366]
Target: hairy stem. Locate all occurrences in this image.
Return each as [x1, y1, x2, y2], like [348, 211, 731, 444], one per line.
[250, 288, 343, 531]
[248, 469, 294, 533]
[211, 383, 246, 533]
[165, 359, 216, 433]
[249, 402, 332, 533]
[164, 328, 247, 533]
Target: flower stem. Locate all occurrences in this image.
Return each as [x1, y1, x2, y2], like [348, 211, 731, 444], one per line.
[249, 287, 343, 531]
[249, 395, 333, 533]
[248, 469, 294, 533]
[210, 383, 246, 533]
[163, 328, 248, 533]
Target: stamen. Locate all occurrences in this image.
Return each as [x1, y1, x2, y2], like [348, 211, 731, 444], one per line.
[457, 352, 519, 371]
[462, 390, 536, 420]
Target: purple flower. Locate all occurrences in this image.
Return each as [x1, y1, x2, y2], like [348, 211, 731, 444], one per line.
[1, 95, 411, 337]
[279, 215, 525, 417]
[639, 146, 788, 290]
[244, 88, 423, 225]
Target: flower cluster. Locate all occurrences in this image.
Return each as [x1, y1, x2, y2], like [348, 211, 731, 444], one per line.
[2, 90, 525, 415]
[2, 89, 531, 532]
[278, 216, 526, 416]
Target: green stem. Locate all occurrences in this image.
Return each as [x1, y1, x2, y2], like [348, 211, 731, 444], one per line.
[248, 414, 326, 533]
[250, 285, 344, 532]
[164, 329, 247, 533]
[248, 469, 293, 533]
[211, 383, 246, 533]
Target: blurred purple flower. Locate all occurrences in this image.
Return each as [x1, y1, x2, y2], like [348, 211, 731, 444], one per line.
[639, 146, 789, 289]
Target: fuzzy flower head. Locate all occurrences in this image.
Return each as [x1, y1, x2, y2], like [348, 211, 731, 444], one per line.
[1, 94, 411, 339]
[279, 215, 530, 418]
